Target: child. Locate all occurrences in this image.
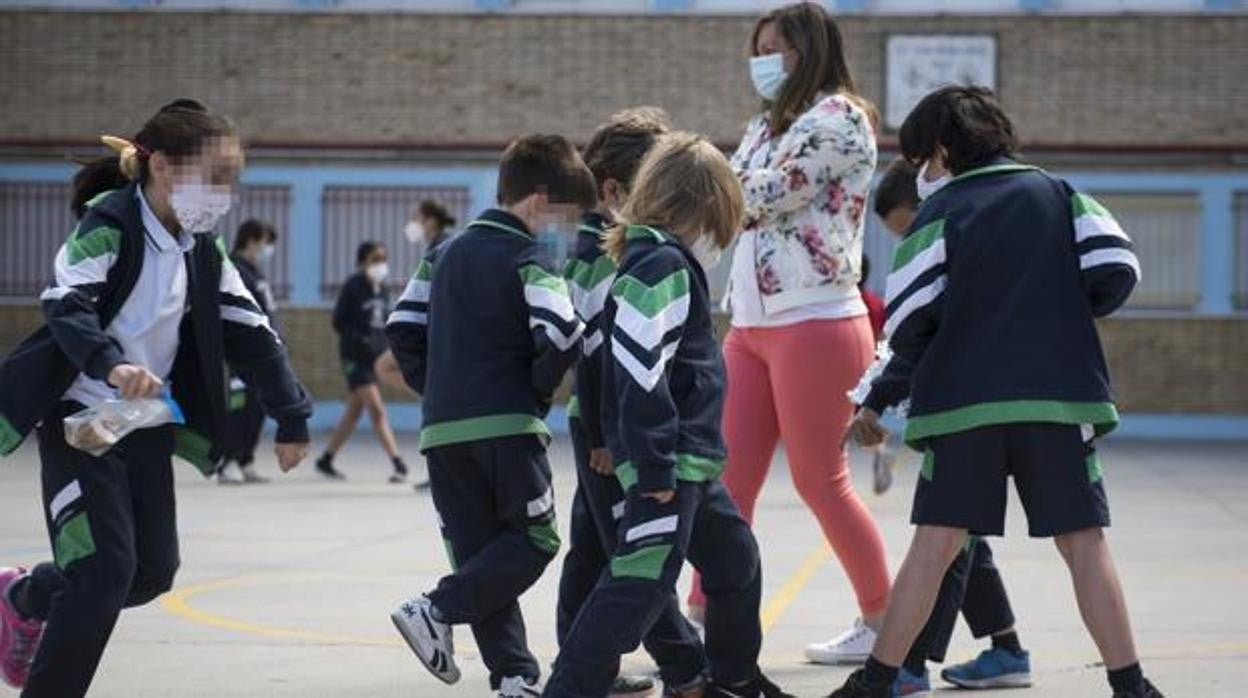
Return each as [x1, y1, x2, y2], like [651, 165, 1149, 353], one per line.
[830, 86, 1159, 698]
[218, 218, 281, 485]
[386, 134, 595, 697]
[0, 99, 311, 698]
[556, 107, 708, 697]
[544, 133, 790, 698]
[315, 241, 409, 483]
[872, 156, 1033, 694]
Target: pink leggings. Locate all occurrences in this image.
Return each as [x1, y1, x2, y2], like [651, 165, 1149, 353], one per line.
[689, 316, 891, 616]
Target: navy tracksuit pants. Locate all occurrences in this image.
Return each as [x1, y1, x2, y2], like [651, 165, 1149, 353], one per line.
[555, 416, 706, 688]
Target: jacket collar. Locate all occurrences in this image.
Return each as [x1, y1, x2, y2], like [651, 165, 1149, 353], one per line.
[471, 208, 533, 239]
[580, 211, 610, 237]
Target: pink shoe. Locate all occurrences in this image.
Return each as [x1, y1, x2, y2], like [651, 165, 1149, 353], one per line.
[1, 567, 44, 689]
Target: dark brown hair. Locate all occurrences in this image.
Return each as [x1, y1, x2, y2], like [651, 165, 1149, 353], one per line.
[71, 98, 237, 217]
[873, 158, 920, 218]
[582, 106, 672, 194]
[496, 134, 598, 211]
[232, 219, 277, 254]
[419, 199, 456, 229]
[751, 2, 862, 135]
[899, 86, 1019, 175]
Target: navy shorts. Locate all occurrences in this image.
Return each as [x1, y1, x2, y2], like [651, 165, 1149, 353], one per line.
[341, 356, 377, 390]
[911, 423, 1110, 537]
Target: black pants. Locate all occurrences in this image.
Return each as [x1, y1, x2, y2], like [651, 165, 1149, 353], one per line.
[222, 382, 264, 466]
[20, 402, 180, 698]
[546, 479, 762, 697]
[425, 434, 559, 688]
[555, 417, 706, 687]
[906, 537, 1016, 667]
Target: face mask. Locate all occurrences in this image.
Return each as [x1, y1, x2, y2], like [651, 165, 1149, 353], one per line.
[367, 263, 389, 284]
[405, 220, 425, 244]
[169, 175, 233, 233]
[688, 235, 723, 272]
[916, 160, 953, 201]
[258, 243, 276, 264]
[749, 53, 788, 102]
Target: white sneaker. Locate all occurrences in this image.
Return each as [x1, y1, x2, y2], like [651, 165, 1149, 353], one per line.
[497, 675, 541, 697]
[391, 595, 460, 684]
[804, 618, 877, 665]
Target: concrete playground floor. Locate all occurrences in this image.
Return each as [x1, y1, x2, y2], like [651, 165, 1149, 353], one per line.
[1, 433, 1245, 697]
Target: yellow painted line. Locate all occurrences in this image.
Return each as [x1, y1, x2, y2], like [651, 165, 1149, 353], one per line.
[160, 575, 403, 647]
[760, 544, 832, 633]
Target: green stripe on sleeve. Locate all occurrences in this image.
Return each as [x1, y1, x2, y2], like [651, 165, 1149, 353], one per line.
[54, 512, 96, 569]
[890, 220, 945, 272]
[519, 264, 571, 295]
[66, 226, 121, 265]
[611, 544, 672, 580]
[414, 259, 434, 282]
[527, 522, 561, 555]
[419, 414, 552, 452]
[612, 269, 690, 318]
[905, 400, 1120, 447]
[565, 255, 617, 292]
[0, 414, 22, 456]
[1071, 192, 1112, 220]
[567, 395, 581, 419]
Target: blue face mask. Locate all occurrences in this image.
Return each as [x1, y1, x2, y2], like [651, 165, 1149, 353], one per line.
[749, 53, 788, 102]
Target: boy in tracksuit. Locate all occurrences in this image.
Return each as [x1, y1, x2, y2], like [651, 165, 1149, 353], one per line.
[386, 134, 595, 697]
[832, 87, 1161, 698]
[546, 133, 789, 698]
[0, 100, 310, 698]
[871, 157, 1032, 695]
[555, 108, 707, 697]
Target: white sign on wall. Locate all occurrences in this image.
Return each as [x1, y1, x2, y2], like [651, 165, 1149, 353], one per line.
[885, 34, 997, 131]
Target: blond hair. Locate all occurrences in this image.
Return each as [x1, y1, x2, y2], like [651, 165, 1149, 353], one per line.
[604, 132, 745, 261]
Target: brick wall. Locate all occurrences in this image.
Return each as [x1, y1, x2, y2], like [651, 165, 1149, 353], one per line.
[1, 12, 1245, 149]
[2, 305, 1244, 414]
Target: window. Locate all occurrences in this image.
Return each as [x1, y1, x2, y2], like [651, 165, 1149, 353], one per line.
[1235, 192, 1248, 309]
[1094, 193, 1202, 310]
[0, 182, 74, 299]
[220, 185, 295, 301]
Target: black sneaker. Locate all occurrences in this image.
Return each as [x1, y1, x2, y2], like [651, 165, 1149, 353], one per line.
[827, 669, 889, 698]
[609, 674, 655, 697]
[1113, 679, 1164, 698]
[315, 454, 346, 480]
[706, 672, 795, 698]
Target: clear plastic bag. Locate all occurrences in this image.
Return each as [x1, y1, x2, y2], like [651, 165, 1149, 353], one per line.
[63, 393, 186, 456]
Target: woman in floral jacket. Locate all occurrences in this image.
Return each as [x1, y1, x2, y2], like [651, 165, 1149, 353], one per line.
[687, 1, 892, 666]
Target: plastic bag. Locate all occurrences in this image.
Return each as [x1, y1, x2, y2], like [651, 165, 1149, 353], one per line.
[847, 340, 910, 418]
[64, 393, 186, 456]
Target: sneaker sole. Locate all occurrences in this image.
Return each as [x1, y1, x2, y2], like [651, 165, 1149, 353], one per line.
[941, 672, 1032, 689]
[804, 650, 870, 666]
[390, 610, 461, 685]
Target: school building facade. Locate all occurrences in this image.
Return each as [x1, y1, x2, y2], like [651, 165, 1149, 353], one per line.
[1, 2, 1245, 438]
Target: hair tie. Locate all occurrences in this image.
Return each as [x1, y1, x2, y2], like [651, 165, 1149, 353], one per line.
[100, 135, 146, 181]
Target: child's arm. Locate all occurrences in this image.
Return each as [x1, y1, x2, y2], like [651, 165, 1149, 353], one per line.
[1070, 190, 1140, 317]
[385, 255, 434, 394]
[609, 249, 689, 495]
[862, 219, 947, 414]
[40, 224, 128, 382]
[737, 100, 871, 227]
[519, 254, 585, 400]
[217, 239, 311, 445]
[566, 253, 615, 450]
[332, 276, 371, 357]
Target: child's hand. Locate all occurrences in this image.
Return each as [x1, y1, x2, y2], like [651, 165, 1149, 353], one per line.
[641, 490, 676, 504]
[107, 363, 164, 400]
[589, 448, 614, 475]
[275, 442, 309, 472]
[846, 407, 889, 449]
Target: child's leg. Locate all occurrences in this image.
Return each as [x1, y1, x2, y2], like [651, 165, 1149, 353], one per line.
[904, 542, 972, 670]
[961, 539, 1019, 642]
[768, 317, 890, 621]
[555, 417, 606, 646]
[425, 435, 557, 684]
[23, 414, 176, 698]
[1055, 528, 1138, 669]
[872, 525, 967, 665]
[358, 384, 400, 459]
[685, 480, 763, 687]
[546, 483, 701, 697]
[323, 391, 363, 455]
[689, 328, 778, 611]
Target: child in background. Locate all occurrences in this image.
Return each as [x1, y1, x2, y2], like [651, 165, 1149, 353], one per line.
[871, 156, 1033, 695]
[856, 253, 897, 496]
[831, 87, 1158, 698]
[557, 107, 707, 697]
[0, 99, 310, 698]
[315, 241, 409, 483]
[386, 134, 593, 697]
[545, 133, 790, 698]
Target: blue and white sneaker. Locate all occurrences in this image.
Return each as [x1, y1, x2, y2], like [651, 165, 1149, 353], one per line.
[941, 648, 1031, 689]
[893, 666, 931, 696]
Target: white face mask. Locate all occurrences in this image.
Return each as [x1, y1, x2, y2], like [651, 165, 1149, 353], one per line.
[169, 175, 233, 233]
[749, 53, 788, 102]
[688, 235, 723, 272]
[405, 220, 425, 244]
[257, 243, 276, 264]
[366, 262, 389, 284]
[916, 160, 953, 201]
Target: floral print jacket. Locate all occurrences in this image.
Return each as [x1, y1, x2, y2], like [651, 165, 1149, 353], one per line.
[731, 93, 877, 315]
